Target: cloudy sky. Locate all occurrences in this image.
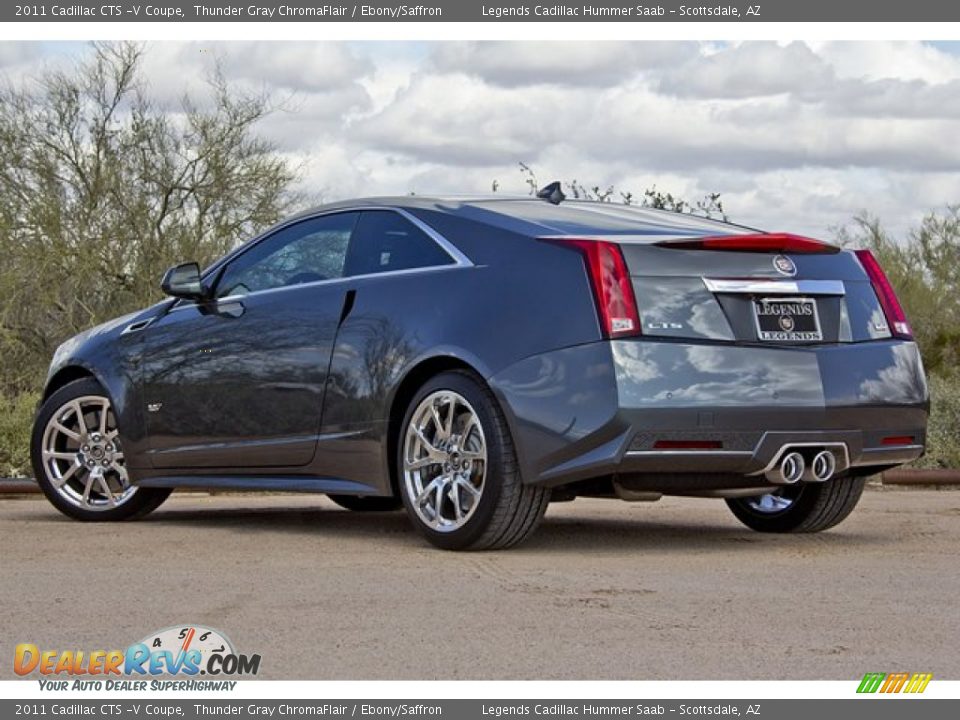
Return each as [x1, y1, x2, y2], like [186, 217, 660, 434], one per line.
[4, 40, 960, 239]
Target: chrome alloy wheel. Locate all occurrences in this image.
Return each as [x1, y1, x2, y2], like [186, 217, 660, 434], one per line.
[40, 395, 137, 511]
[402, 390, 487, 532]
[745, 489, 796, 514]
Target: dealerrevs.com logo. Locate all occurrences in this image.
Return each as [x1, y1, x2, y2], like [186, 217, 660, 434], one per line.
[15, 625, 260, 690]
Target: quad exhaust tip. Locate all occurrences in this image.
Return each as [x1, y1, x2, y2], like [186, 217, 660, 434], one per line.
[806, 450, 837, 483]
[766, 451, 805, 485]
[765, 449, 838, 485]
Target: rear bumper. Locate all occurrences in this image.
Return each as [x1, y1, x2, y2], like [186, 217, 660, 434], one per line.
[488, 338, 928, 488]
[621, 430, 924, 476]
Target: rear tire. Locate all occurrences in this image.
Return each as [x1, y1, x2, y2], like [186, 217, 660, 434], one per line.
[31, 378, 171, 522]
[327, 495, 402, 512]
[726, 476, 866, 533]
[397, 370, 549, 550]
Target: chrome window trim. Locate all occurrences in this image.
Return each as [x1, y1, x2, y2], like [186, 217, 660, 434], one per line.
[393, 207, 473, 267]
[200, 264, 466, 308]
[703, 278, 845, 296]
[218, 205, 472, 274]
[169, 206, 473, 312]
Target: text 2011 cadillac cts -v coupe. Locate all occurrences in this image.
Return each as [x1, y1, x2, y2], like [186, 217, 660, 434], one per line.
[32, 190, 929, 549]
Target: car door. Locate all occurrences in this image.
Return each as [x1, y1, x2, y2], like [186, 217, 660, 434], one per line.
[316, 209, 463, 488]
[141, 211, 359, 470]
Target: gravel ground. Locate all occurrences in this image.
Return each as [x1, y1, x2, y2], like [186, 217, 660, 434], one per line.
[2, 487, 958, 680]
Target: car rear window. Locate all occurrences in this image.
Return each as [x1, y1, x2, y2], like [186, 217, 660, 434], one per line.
[344, 211, 454, 277]
[455, 200, 743, 239]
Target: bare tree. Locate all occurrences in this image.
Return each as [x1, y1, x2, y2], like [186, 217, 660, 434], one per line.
[497, 162, 727, 220]
[0, 42, 300, 396]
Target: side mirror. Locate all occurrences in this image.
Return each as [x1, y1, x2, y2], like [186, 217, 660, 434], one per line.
[160, 262, 206, 300]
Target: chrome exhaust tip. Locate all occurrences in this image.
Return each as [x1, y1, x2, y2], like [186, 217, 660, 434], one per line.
[807, 450, 837, 482]
[766, 451, 805, 485]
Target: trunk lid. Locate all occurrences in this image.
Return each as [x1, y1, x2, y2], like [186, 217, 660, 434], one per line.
[618, 242, 892, 344]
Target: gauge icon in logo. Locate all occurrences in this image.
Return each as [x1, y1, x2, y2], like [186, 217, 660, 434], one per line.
[139, 625, 234, 668]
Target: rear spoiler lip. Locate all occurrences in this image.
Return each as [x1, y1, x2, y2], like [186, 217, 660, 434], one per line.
[655, 233, 841, 254]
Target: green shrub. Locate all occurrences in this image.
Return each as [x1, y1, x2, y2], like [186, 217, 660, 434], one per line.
[913, 371, 960, 469]
[0, 391, 39, 477]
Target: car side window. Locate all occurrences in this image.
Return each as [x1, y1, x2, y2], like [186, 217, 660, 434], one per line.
[215, 213, 359, 298]
[343, 211, 455, 278]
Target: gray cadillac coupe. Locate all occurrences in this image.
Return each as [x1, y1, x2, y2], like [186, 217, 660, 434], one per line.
[32, 189, 929, 549]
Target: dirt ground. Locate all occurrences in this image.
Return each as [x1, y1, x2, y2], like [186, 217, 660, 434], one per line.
[2, 486, 957, 680]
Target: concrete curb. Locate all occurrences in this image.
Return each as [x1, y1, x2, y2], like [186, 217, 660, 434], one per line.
[0, 478, 39, 494]
[880, 469, 960, 486]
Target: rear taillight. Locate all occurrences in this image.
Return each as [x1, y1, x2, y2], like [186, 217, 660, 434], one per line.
[854, 249, 913, 339]
[881, 435, 916, 446]
[653, 440, 723, 450]
[545, 238, 641, 338]
[658, 233, 838, 254]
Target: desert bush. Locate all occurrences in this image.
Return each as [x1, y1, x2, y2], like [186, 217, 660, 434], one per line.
[0, 392, 39, 477]
[914, 372, 960, 470]
[0, 42, 299, 477]
[836, 209, 960, 375]
[0, 42, 300, 399]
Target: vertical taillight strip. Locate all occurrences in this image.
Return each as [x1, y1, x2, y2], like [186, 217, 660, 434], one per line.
[544, 238, 641, 339]
[854, 249, 913, 339]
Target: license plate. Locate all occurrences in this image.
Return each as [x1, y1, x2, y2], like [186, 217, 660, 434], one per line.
[753, 297, 822, 341]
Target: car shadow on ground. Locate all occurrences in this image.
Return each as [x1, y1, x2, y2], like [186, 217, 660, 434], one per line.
[17, 498, 894, 555]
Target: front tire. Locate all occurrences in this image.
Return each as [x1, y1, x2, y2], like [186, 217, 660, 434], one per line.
[31, 378, 171, 522]
[398, 370, 549, 550]
[725, 476, 866, 533]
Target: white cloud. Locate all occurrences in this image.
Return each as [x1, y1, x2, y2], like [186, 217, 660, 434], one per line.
[138, 42, 373, 110]
[815, 77, 960, 119]
[659, 41, 833, 98]
[811, 41, 960, 83]
[4, 40, 960, 241]
[430, 41, 696, 87]
[219, 42, 374, 93]
[0, 41, 80, 84]
[0, 42, 43, 68]
[351, 72, 574, 165]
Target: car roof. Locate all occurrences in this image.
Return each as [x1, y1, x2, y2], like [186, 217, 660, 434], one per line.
[291, 196, 760, 241]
